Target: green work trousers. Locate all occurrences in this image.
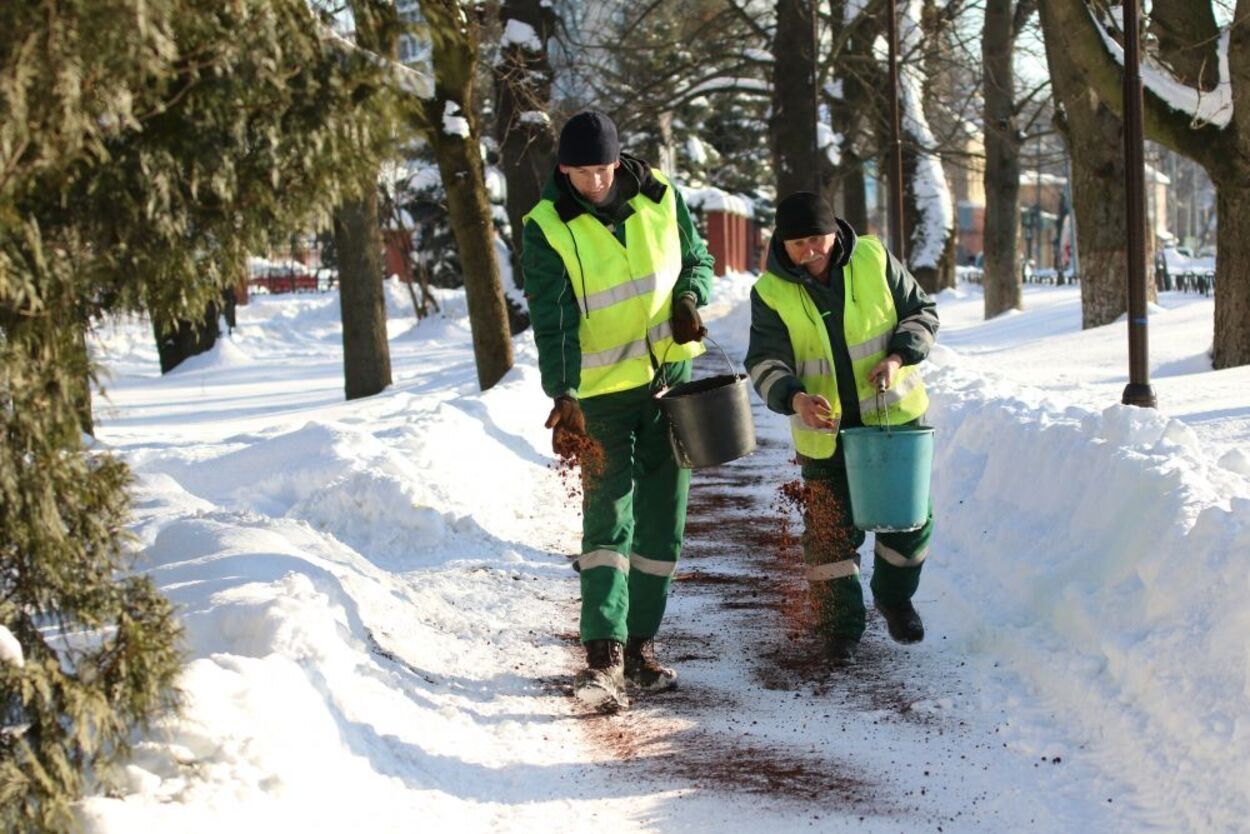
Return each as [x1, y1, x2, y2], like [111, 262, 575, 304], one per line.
[577, 363, 691, 644]
[800, 449, 934, 640]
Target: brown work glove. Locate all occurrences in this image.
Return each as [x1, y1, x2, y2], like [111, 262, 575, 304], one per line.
[544, 396, 586, 458]
[671, 294, 707, 344]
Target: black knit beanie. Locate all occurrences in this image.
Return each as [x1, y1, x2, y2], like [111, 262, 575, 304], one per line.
[557, 111, 620, 166]
[774, 191, 838, 240]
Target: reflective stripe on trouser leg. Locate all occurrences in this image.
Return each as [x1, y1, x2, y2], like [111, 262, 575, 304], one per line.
[626, 374, 690, 639]
[801, 470, 867, 640]
[869, 496, 934, 606]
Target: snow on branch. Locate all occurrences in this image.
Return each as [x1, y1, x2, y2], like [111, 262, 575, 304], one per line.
[318, 24, 434, 100]
[1089, 7, 1232, 130]
[680, 184, 755, 217]
[682, 77, 771, 97]
[501, 19, 544, 52]
[442, 101, 471, 138]
[817, 123, 843, 167]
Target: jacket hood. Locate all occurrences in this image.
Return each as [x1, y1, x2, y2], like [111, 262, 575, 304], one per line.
[541, 152, 666, 222]
[765, 216, 858, 285]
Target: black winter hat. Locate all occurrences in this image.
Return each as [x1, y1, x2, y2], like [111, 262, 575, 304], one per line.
[774, 191, 838, 241]
[557, 111, 620, 166]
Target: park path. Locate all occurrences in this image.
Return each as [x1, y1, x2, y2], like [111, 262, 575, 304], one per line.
[560, 366, 1131, 832]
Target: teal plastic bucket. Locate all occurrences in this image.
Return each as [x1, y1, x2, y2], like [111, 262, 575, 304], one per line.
[840, 425, 934, 532]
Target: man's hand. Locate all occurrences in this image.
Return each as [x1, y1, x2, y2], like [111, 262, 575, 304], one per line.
[671, 295, 707, 344]
[867, 354, 904, 391]
[544, 396, 586, 457]
[791, 392, 837, 430]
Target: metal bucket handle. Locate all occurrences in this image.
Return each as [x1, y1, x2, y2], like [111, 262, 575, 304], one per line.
[652, 333, 737, 394]
[875, 378, 892, 436]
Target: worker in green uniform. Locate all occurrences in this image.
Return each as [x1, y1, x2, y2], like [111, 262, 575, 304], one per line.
[523, 111, 715, 710]
[746, 191, 939, 666]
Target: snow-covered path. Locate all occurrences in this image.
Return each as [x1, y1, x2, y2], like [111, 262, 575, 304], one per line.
[80, 278, 1250, 832]
[570, 385, 1129, 831]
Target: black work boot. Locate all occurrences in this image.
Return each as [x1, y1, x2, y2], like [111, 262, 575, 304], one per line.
[825, 635, 859, 667]
[874, 599, 925, 644]
[624, 637, 677, 692]
[574, 640, 628, 712]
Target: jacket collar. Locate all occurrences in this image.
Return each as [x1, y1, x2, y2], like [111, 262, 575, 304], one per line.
[550, 153, 666, 223]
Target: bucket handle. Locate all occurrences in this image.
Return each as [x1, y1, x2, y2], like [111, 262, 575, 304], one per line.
[875, 380, 893, 436]
[653, 333, 737, 394]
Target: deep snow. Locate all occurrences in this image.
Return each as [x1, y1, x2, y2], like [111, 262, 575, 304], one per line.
[76, 274, 1250, 832]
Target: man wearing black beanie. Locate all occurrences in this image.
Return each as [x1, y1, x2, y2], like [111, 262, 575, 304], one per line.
[746, 191, 940, 666]
[521, 111, 715, 712]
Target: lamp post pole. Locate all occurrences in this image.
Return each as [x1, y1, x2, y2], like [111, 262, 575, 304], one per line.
[885, 0, 906, 260]
[1121, 0, 1156, 408]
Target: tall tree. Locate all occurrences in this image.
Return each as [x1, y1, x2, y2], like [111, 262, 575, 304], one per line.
[1041, 7, 1134, 328]
[1045, 0, 1249, 369]
[772, 0, 821, 196]
[416, 0, 514, 390]
[337, 1, 400, 401]
[1, 1, 395, 828]
[899, 0, 958, 293]
[981, 0, 1038, 318]
[494, 0, 558, 305]
[826, 0, 881, 233]
[334, 191, 393, 399]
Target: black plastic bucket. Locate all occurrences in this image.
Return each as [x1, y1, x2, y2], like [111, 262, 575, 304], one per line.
[654, 338, 756, 469]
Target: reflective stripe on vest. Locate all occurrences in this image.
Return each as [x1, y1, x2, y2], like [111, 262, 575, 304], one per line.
[524, 170, 704, 398]
[753, 235, 928, 459]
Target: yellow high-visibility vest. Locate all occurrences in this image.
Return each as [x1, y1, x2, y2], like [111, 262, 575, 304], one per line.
[754, 235, 928, 459]
[525, 170, 703, 398]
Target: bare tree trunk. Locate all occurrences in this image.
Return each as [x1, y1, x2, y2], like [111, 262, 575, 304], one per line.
[914, 0, 956, 291]
[841, 152, 869, 233]
[421, 0, 514, 390]
[431, 132, 515, 389]
[1043, 0, 1248, 367]
[154, 302, 220, 374]
[827, 8, 875, 234]
[494, 0, 556, 320]
[981, 0, 1023, 318]
[901, 145, 956, 294]
[771, 0, 820, 197]
[336, 0, 397, 400]
[1212, 176, 1250, 367]
[334, 191, 393, 400]
[71, 321, 93, 436]
[1043, 5, 1130, 329]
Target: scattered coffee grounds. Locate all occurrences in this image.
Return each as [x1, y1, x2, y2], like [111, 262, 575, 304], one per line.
[772, 478, 857, 635]
[774, 478, 853, 556]
[551, 431, 606, 503]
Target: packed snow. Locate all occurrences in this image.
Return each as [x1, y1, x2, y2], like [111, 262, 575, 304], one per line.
[80, 271, 1250, 832]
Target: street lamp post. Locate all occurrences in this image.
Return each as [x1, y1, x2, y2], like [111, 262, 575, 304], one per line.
[1022, 209, 1033, 280]
[885, 0, 906, 261]
[1121, 0, 1157, 408]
